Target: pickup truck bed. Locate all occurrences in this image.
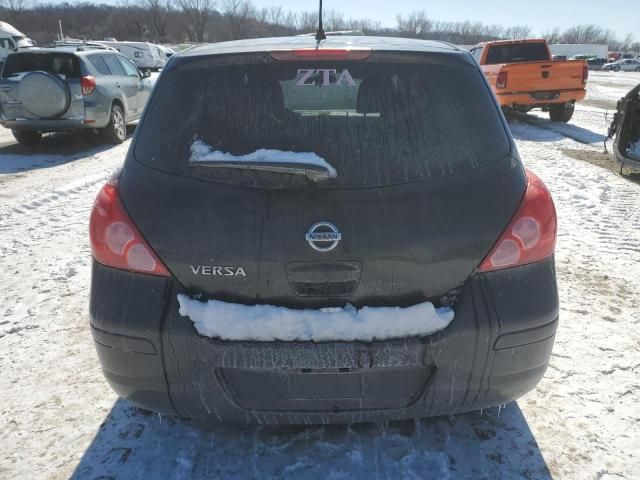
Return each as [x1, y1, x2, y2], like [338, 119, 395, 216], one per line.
[471, 39, 588, 123]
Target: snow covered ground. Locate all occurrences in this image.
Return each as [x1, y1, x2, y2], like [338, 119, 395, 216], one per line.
[1, 72, 639, 479]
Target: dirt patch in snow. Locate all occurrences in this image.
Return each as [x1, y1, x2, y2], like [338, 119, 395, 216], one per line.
[561, 148, 640, 184]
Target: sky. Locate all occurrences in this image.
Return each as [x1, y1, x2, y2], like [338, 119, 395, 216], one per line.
[248, 0, 639, 38]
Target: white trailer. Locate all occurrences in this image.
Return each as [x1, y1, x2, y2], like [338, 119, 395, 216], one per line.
[97, 41, 166, 70]
[0, 21, 34, 65]
[549, 44, 609, 60]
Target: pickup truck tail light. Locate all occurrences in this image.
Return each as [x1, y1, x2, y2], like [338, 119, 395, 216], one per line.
[496, 71, 508, 89]
[81, 75, 96, 96]
[478, 169, 556, 272]
[582, 66, 589, 84]
[90, 178, 170, 277]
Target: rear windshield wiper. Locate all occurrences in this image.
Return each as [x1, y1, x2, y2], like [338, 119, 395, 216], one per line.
[192, 159, 335, 182]
[189, 141, 337, 182]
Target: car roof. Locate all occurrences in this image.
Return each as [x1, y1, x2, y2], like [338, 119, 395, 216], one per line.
[9, 46, 114, 56]
[180, 35, 462, 58]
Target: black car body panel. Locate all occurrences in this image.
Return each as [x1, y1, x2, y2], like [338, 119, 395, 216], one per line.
[91, 257, 558, 423]
[90, 36, 559, 423]
[118, 156, 525, 309]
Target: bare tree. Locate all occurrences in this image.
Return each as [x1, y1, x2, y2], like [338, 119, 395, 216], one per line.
[396, 11, 432, 38]
[621, 33, 634, 52]
[503, 25, 532, 40]
[561, 24, 609, 44]
[120, 0, 152, 40]
[296, 11, 317, 33]
[7, 2, 634, 56]
[541, 27, 561, 44]
[221, 0, 254, 40]
[483, 24, 505, 40]
[175, 0, 215, 42]
[143, 0, 173, 42]
[258, 6, 284, 25]
[0, 0, 30, 22]
[345, 18, 381, 34]
[324, 9, 346, 31]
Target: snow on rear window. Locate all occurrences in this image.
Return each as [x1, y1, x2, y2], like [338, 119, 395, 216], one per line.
[190, 138, 337, 178]
[177, 294, 454, 342]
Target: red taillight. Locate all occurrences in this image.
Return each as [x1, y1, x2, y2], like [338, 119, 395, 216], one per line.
[496, 71, 508, 89]
[478, 169, 556, 272]
[90, 179, 170, 276]
[582, 66, 589, 84]
[81, 75, 96, 96]
[270, 48, 372, 61]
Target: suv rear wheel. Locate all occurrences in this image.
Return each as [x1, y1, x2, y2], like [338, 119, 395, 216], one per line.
[102, 104, 127, 144]
[12, 130, 42, 146]
[549, 103, 574, 123]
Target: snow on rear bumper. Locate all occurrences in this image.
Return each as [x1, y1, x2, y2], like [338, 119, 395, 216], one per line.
[176, 295, 454, 342]
[89, 258, 559, 424]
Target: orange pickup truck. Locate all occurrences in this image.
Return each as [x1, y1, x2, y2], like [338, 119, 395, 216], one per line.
[470, 39, 588, 123]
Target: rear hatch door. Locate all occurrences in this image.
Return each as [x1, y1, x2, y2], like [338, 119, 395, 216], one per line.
[120, 50, 526, 308]
[0, 51, 85, 120]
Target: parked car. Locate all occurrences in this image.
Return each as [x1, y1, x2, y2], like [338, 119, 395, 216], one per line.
[0, 46, 153, 145]
[586, 58, 607, 71]
[89, 36, 559, 424]
[552, 54, 566, 61]
[602, 59, 640, 72]
[97, 41, 166, 70]
[609, 82, 640, 175]
[54, 38, 118, 52]
[470, 38, 588, 122]
[569, 54, 597, 61]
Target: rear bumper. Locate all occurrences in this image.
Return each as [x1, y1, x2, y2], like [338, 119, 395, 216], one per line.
[0, 104, 110, 131]
[496, 88, 586, 108]
[1, 118, 94, 132]
[89, 258, 559, 424]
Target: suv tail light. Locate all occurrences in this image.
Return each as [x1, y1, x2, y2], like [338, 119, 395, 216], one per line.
[90, 178, 170, 276]
[479, 169, 556, 272]
[582, 66, 589, 84]
[270, 48, 372, 61]
[81, 75, 96, 96]
[496, 71, 508, 89]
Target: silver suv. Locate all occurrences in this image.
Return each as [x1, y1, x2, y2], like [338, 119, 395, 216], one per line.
[0, 46, 154, 145]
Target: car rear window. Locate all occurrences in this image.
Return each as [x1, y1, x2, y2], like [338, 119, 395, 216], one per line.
[133, 53, 511, 189]
[2, 52, 81, 78]
[485, 43, 549, 64]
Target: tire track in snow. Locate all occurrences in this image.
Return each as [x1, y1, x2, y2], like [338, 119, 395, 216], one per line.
[512, 120, 640, 479]
[0, 140, 130, 477]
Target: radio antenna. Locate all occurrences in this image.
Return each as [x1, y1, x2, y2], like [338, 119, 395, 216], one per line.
[315, 0, 327, 42]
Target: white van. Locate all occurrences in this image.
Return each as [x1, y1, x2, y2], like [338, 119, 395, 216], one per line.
[0, 21, 34, 65]
[97, 41, 165, 70]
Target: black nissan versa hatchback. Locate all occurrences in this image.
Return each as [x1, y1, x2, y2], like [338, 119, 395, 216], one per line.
[89, 36, 559, 424]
